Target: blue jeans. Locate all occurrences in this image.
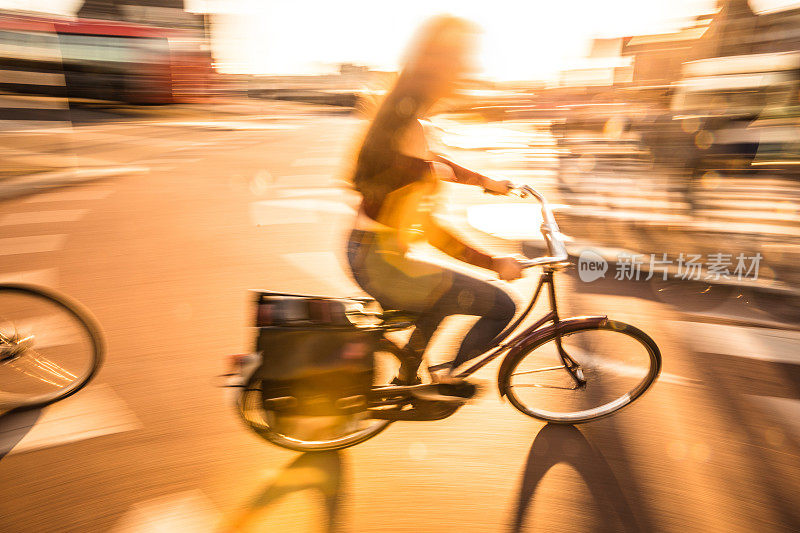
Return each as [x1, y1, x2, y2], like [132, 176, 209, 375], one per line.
[347, 229, 516, 377]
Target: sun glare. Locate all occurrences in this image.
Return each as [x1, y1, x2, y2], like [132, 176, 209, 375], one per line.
[206, 0, 721, 81]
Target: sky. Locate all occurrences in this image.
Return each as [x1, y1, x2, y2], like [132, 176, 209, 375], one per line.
[3, 0, 800, 80]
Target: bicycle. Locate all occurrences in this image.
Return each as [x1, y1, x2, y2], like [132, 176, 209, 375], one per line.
[0, 283, 105, 411]
[231, 185, 662, 452]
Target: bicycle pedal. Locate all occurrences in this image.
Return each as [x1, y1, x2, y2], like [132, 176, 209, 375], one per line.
[411, 383, 476, 404]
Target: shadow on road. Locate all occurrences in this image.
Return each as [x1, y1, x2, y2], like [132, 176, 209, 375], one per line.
[0, 408, 41, 461]
[511, 424, 641, 532]
[221, 451, 343, 533]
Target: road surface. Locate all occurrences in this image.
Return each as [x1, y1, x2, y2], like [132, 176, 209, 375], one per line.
[0, 101, 798, 532]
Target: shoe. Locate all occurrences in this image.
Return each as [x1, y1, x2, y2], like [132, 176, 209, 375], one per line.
[428, 362, 463, 385]
[411, 381, 478, 404]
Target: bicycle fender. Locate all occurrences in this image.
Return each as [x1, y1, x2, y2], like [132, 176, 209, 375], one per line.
[497, 315, 608, 398]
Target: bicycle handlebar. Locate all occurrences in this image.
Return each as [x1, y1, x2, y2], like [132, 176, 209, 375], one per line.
[507, 184, 570, 268]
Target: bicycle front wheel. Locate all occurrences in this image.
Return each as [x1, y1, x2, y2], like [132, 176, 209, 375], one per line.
[0, 284, 104, 410]
[502, 319, 661, 424]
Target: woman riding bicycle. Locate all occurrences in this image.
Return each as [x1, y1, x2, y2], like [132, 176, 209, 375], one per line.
[347, 15, 523, 397]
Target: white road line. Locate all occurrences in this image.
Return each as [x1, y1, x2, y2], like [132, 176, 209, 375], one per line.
[0, 235, 67, 256]
[0, 268, 58, 286]
[302, 144, 346, 154]
[746, 395, 800, 444]
[673, 320, 800, 365]
[173, 144, 234, 152]
[280, 251, 354, 294]
[291, 157, 341, 167]
[2, 126, 74, 135]
[0, 96, 68, 109]
[0, 120, 71, 131]
[135, 158, 202, 165]
[66, 131, 190, 148]
[4, 384, 142, 455]
[275, 187, 354, 198]
[274, 174, 329, 182]
[111, 490, 220, 533]
[0, 209, 88, 226]
[250, 199, 355, 226]
[250, 201, 315, 225]
[24, 187, 115, 203]
[274, 175, 349, 189]
[0, 69, 64, 85]
[166, 120, 300, 131]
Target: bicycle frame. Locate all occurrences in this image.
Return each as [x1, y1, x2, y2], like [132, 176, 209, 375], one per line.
[455, 267, 592, 388]
[369, 267, 605, 407]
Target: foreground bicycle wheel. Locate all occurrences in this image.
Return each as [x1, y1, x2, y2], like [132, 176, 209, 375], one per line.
[502, 319, 661, 424]
[0, 284, 104, 410]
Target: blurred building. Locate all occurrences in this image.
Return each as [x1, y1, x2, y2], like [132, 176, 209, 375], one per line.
[0, 0, 214, 103]
[548, 0, 800, 184]
[552, 0, 800, 97]
[620, 15, 713, 92]
[78, 0, 204, 31]
[558, 38, 634, 88]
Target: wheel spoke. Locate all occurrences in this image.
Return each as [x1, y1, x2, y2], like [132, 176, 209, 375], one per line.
[512, 365, 569, 375]
[509, 382, 579, 390]
[24, 348, 79, 381]
[8, 359, 71, 387]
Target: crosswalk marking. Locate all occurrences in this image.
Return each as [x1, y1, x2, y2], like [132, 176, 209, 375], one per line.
[250, 200, 316, 225]
[275, 173, 330, 183]
[111, 491, 220, 533]
[166, 120, 300, 131]
[24, 187, 115, 203]
[0, 120, 70, 131]
[0, 69, 64, 86]
[135, 158, 202, 166]
[280, 251, 356, 294]
[0, 95, 67, 109]
[250, 199, 355, 226]
[275, 187, 353, 198]
[291, 157, 341, 167]
[0, 209, 88, 226]
[3, 384, 142, 455]
[0, 234, 67, 256]
[746, 395, 800, 444]
[1, 126, 73, 135]
[0, 268, 58, 286]
[674, 320, 800, 364]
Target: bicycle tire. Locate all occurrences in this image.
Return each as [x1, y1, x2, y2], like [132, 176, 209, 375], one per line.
[236, 376, 392, 452]
[500, 319, 661, 424]
[0, 283, 105, 410]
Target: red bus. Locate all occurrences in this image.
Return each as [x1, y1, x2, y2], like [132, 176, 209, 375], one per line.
[0, 11, 214, 104]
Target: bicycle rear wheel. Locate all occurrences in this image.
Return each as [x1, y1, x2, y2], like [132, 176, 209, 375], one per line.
[0, 284, 104, 410]
[502, 319, 660, 424]
[236, 345, 399, 452]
